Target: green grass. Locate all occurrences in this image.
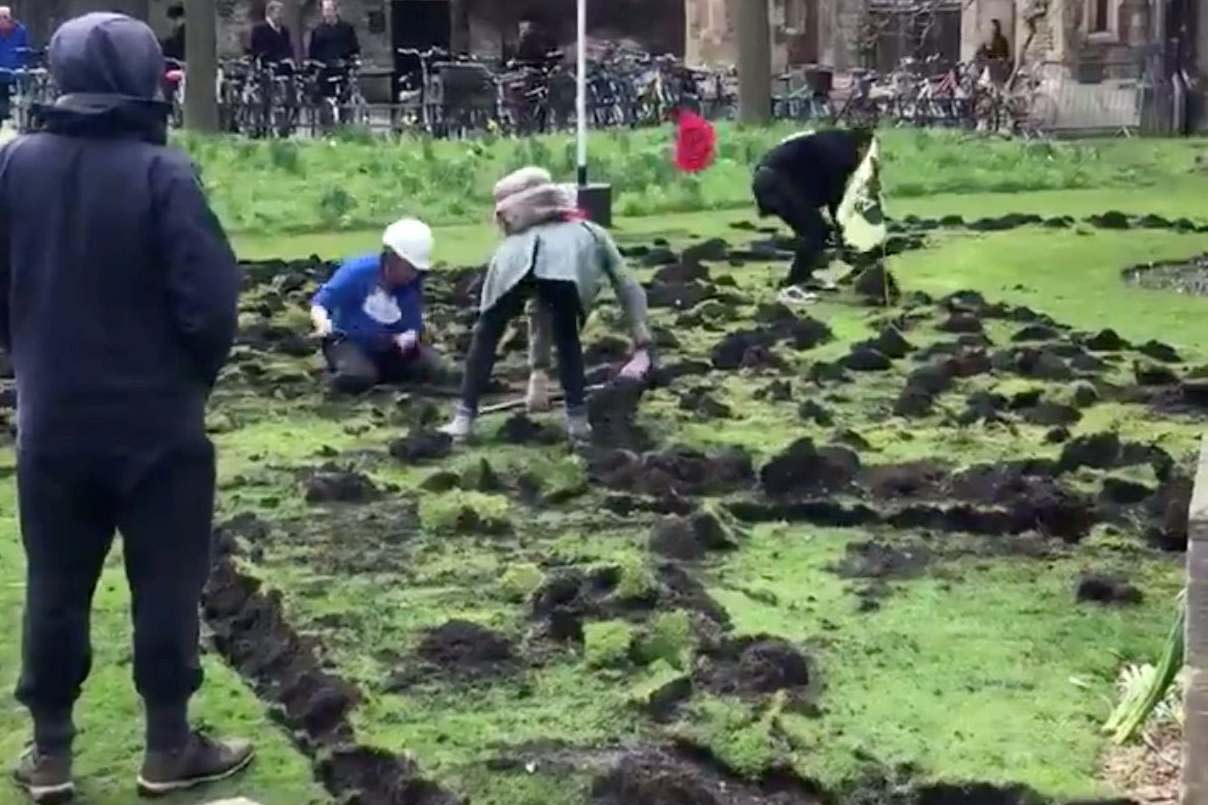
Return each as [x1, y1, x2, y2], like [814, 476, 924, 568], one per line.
[4, 136, 1208, 804]
[187, 126, 1208, 235]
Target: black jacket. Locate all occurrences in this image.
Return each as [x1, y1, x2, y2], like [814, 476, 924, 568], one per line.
[0, 12, 239, 452]
[250, 21, 294, 64]
[758, 129, 867, 212]
[308, 19, 359, 64]
[161, 24, 185, 62]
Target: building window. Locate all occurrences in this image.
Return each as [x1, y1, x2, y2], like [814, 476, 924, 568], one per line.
[786, 0, 808, 33]
[1085, 0, 1116, 38]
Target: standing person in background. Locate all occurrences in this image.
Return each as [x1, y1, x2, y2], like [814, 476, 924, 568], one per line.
[249, 0, 294, 66]
[161, 3, 186, 62]
[515, 18, 556, 64]
[440, 167, 652, 446]
[308, 0, 360, 64]
[0, 7, 29, 125]
[0, 13, 251, 803]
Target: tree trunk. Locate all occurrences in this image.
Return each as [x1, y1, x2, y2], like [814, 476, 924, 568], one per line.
[735, 0, 772, 124]
[184, 0, 219, 132]
[284, 0, 304, 62]
[450, 0, 470, 54]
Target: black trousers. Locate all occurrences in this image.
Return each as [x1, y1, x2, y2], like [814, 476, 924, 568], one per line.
[752, 165, 833, 284]
[16, 440, 215, 751]
[461, 275, 584, 416]
[323, 337, 452, 394]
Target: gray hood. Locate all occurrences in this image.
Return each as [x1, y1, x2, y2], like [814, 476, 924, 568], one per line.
[49, 12, 164, 98]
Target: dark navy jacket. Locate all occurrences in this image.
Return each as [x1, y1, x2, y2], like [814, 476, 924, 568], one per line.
[0, 13, 240, 452]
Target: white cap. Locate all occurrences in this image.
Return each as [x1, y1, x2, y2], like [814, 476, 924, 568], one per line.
[382, 218, 433, 271]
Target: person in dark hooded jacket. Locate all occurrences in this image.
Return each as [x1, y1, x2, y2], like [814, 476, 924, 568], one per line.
[0, 12, 252, 803]
[751, 127, 874, 285]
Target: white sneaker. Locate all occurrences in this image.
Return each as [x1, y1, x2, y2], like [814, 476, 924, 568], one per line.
[439, 412, 474, 442]
[526, 370, 552, 413]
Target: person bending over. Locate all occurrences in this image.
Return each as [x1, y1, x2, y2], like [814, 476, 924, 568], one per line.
[311, 218, 454, 394]
[752, 127, 874, 285]
[440, 167, 651, 446]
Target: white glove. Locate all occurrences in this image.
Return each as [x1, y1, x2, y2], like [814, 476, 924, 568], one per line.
[619, 348, 652, 381]
[310, 305, 333, 338]
[395, 330, 419, 355]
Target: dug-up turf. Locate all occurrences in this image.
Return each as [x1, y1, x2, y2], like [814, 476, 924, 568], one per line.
[204, 515, 464, 805]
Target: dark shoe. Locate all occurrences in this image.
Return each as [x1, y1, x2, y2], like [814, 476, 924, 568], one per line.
[137, 732, 254, 798]
[12, 747, 74, 804]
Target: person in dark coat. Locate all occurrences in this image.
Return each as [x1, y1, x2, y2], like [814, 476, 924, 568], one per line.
[751, 127, 874, 285]
[249, 0, 294, 66]
[0, 6, 30, 123]
[308, 0, 359, 64]
[0, 13, 252, 803]
[161, 2, 185, 62]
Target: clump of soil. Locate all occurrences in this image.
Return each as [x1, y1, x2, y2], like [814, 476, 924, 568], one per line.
[413, 620, 515, 675]
[1135, 360, 1180, 386]
[590, 748, 822, 805]
[1137, 340, 1182, 363]
[679, 388, 733, 419]
[1059, 432, 1121, 472]
[649, 511, 738, 560]
[1146, 475, 1193, 551]
[1084, 329, 1129, 352]
[760, 439, 860, 497]
[304, 470, 380, 504]
[799, 399, 834, 426]
[1011, 325, 1060, 342]
[390, 430, 453, 463]
[499, 414, 563, 445]
[862, 462, 948, 500]
[592, 446, 755, 497]
[843, 346, 893, 372]
[317, 745, 464, 805]
[1076, 573, 1144, 606]
[696, 635, 811, 697]
[852, 264, 900, 305]
[589, 379, 653, 452]
[646, 281, 712, 310]
[937, 313, 984, 334]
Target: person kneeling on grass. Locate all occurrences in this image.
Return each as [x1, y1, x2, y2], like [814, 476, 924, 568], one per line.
[440, 167, 653, 445]
[310, 217, 456, 394]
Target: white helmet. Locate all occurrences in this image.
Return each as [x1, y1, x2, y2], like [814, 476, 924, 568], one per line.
[382, 218, 433, 271]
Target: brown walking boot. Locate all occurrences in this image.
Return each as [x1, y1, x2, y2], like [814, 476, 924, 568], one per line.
[137, 732, 254, 798]
[12, 746, 74, 804]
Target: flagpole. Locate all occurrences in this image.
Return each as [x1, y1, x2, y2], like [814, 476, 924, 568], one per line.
[576, 0, 587, 187]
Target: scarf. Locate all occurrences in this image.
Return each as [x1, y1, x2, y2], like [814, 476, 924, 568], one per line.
[494, 166, 583, 236]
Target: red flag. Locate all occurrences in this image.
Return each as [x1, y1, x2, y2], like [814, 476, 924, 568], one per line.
[674, 109, 716, 173]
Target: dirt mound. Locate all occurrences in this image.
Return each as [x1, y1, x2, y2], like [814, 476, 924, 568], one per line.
[842, 346, 893, 372]
[592, 446, 755, 498]
[1138, 340, 1182, 364]
[647, 281, 712, 310]
[414, 620, 514, 674]
[696, 635, 811, 697]
[591, 748, 822, 805]
[317, 745, 464, 805]
[1076, 573, 1143, 606]
[390, 430, 453, 463]
[862, 462, 948, 499]
[304, 470, 379, 504]
[589, 379, 653, 452]
[853, 264, 900, 305]
[760, 439, 860, 497]
[1146, 475, 1192, 551]
[654, 259, 711, 285]
[499, 414, 563, 445]
[916, 784, 1046, 805]
[1058, 432, 1121, 472]
[1084, 329, 1129, 352]
[649, 511, 739, 560]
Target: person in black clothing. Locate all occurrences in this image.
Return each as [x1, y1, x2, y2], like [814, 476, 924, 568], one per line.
[751, 128, 874, 285]
[0, 12, 252, 803]
[309, 0, 359, 64]
[161, 2, 185, 61]
[249, 0, 294, 66]
[308, 0, 359, 100]
[515, 18, 556, 64]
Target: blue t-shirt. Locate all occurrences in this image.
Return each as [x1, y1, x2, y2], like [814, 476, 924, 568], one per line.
[0, 25, 29, 73]
[313, 253, 425, 352]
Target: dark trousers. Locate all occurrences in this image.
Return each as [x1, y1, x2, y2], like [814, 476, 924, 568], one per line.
[16, 440, 216, 753]
[752, 165, 833, 284]
[323, 337, 451, 394]
[0, 75, 11, 123]
[461, 276, 584, 416]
